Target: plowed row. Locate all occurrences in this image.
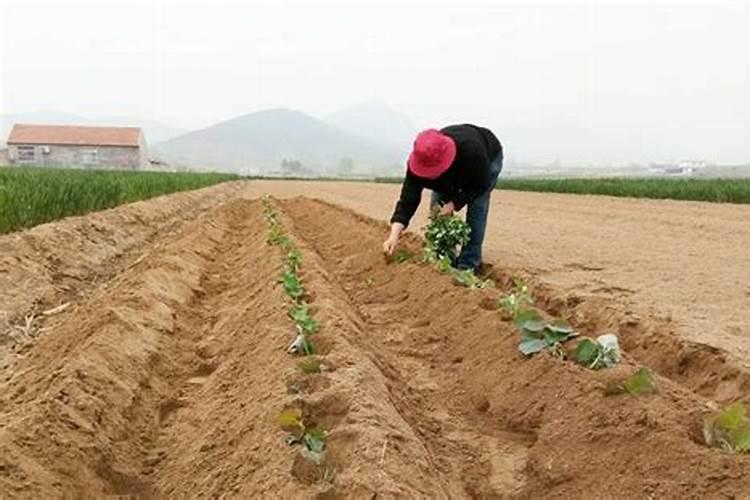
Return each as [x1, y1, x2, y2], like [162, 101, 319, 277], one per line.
[1, 187, 748, 498]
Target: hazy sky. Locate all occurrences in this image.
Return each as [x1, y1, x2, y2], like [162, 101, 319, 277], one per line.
[1, 0, 748, 164]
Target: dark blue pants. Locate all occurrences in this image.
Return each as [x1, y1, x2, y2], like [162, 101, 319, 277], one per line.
[431, 154, 503, 271]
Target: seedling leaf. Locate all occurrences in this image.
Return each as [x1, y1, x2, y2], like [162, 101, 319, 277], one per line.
[715, 403, 746, 430]
[276, 408, 303, 430]
[574, 338, 604, 368]
[452, 269, 492, 289]
[548, 319, 574, 334]
[731, 425, 750, 453]
[392, 249, 413, 263]
[604, 367, 657, 396]
[286, 249, 302, 270]
[281, 267, 304, 300]
[574, 335, 619, 370]
[520, 318, 547, 333]
[298, 357, 322, 374]
[300, 336, 316, 356]
[433, 255, 453, 274]
[303, 428, 327, 454]
[543, 328, 574, 345]
[704, 402, 750, 453]
[288, 304, 319, 334]
[513, 309, 543, 329]
[519, 335, 547, 356]
[498, 279, 534, 318]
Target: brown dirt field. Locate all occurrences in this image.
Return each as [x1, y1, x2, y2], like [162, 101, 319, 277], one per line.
[1, 182, 749, 499]
[242, 181, 750, 370]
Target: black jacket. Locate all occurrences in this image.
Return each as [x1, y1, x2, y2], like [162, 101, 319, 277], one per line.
[390, 124, 502, 227]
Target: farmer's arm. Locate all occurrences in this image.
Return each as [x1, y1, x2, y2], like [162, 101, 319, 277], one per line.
[390, 172, 423, 228]
[384, 174, 423, 254]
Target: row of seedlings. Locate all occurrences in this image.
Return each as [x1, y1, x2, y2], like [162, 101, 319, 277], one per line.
[262, 197, 328, 464]
[416, 212, 748, 454]
[496, 257, 749, 454]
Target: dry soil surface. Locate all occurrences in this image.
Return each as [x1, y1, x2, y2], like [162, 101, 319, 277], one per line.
[243, 181, 750, 370]
[1, 181, 748, 499]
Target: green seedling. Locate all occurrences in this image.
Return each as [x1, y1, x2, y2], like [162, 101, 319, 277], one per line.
[704, 403, 750, 453]
[280, 236, 294, 251]
[433, 254, 454, 273]
[267, 225, 287, 246]
[604, 367, 657, 396]
[512, 309, 551, 334]
[498, 278, 533, 317]
[517, 317, 577, 357]
[281, 266, 304, 300]
[452, 269, 494, 289]
[303, 428, 327, 454]
[298, 357, 322, 374]
[276, 408, 327, 462]
[277, 408, 305, 430]
[424, 213, 471, 261]
[574, 337, 620, 370]
[391, 249, 414, 264]
[288, 303, 319, 334]
[286, 248, 302, 271]
[264, 209, 278, 222]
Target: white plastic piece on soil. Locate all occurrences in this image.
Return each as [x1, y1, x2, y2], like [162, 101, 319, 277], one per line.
[596, 333, 621, 367]
[287, 333, 306, 354]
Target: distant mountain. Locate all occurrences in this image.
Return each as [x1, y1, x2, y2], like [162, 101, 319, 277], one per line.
[151, 108, 403, 175]
[325, 100, 416, 157]
[0, 110, 186, 145]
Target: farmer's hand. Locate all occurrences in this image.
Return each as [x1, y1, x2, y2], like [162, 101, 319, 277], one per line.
[383, 222, 405, 255]
[439, 201, 456, 216]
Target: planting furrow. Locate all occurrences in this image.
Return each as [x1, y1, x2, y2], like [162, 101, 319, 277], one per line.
[137, 199, 331, 497]
[0, 181, 246, 378]
[265, 198, 478, 497]
[280, 198, 532, 498]
[0, 196, 241, 498]
[280, 197, 750, 499]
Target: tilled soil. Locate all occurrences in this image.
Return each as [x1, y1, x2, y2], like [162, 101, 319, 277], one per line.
[1, 184, 749, 499]
[242, 180, 750, 369]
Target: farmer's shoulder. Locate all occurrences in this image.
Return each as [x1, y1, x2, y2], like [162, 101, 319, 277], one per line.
[441, 124, 501, 158]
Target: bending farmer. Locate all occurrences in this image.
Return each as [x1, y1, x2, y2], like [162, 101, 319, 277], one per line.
[383, 125, 503, 272]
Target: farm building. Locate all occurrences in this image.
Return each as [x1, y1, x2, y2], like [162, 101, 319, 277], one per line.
[6, 124, 147, 169]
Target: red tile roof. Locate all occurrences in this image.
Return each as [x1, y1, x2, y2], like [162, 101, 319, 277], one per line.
[7, 124, 142, 147]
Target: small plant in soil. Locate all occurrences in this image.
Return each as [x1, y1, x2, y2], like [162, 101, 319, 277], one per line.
[604, 367, 657, 396]
[281, 266, 304, 300]
[288, 303, 319, 334]
[276, 408, 327, 462]
[573, 335, 621, 370]
[298, 357, 322, 374]
[703, 402, 750, 454]
[391, 249, 414, 264]
[425, 252, 454, 274]
[498, 278, 533, 318]
[515, 311, 577, 357]
[280, 236, 294, 251]
[452, 269, 494, 289]
[286, 248, 302, 272]
[288, 332, 316, 356]
[267, 225, 287, 246]
[423, 213, 471, 261]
